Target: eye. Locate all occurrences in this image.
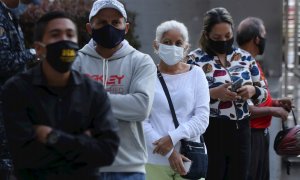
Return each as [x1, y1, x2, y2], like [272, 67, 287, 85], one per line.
[50, 32, 60, 38]
[225, 33, 232, 40]
[162, 40, 172, 45]
[175, 41, 183, 47]
[67, 31, 76, 38]
[112, 20, 122, 27]
[211, 35, 221, 41]
[94, 20, 107, 27]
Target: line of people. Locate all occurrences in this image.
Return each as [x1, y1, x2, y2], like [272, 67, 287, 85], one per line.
[0, 0, 293, 180]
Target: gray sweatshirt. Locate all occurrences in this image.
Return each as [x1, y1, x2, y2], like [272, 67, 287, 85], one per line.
[72, 40, 156, 173]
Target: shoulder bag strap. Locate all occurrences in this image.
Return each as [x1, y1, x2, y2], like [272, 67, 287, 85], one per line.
[157, 68, 179, 128]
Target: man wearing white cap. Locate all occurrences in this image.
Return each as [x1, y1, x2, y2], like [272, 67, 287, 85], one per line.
[73, 0, 156, 179]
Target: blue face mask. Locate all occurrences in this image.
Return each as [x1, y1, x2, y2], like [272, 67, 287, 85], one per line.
[92, 24, 125, 49]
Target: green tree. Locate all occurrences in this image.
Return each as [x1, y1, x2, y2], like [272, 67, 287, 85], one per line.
[19, 0, 140, 49]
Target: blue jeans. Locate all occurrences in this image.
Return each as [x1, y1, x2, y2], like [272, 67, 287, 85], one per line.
[100, 172, 145, 180]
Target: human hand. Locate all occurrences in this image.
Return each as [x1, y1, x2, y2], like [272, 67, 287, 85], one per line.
[168, 150, 190, 175]
[276, 97, 293, 112]
[33, 125, 53, 144]
[153, 135, 173, 156]
[213, 83, 239, 101]
[237, 85, 256, 100]
[270, 107, 289, 121]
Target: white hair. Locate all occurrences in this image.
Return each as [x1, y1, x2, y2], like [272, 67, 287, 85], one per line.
[155, 20, 189, 43]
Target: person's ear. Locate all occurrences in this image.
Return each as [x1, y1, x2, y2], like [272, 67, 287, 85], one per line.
[34, 41, 45, 58]
[184, 43, 190, 53]
[125, 22, 130, 34]
[153, 40, 159, 54]
[254, 36, 260, 45]
[203, 30, 209, 39]
[86, 23, 92, 36]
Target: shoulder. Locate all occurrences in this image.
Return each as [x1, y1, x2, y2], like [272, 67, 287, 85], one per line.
[76, 43, 101, 61]
[5, 67, 33, 84]
[187, 48, 212, 64]
[188, 48, 205, 57]
[233, 47, 251, 56]
[2, 72, 31, 96]
[128, 50, 156, 71]
[234, 47, 252, 57]
[190, 65, 207, 80]
[229, 47, 254, 62]
[192, 65, 205, 74]
[131, 50, 154, 63]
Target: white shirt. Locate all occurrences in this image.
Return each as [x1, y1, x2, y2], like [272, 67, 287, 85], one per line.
[143, 66, 210, 165]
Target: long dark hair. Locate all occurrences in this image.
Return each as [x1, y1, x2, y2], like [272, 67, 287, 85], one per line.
[199, 7, 234, 52]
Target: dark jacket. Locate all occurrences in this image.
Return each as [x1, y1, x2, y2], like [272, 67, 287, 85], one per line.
[0, 2, 35, 84]
[0, 1, 31, 172]
[0, 100, 12, 171]
[1, 64, 120, 179]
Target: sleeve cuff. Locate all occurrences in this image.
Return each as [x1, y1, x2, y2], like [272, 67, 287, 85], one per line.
[247, 99, 254, 105]
[251, 86, 261, 100]
[168, 125, 186, 146]
[165, 148, 174, 159]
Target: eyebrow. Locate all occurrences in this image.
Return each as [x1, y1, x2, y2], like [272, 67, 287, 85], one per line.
[48, 28, 76, 34]
[162, 37, 184, 41]
[213, 32, 232, 36]
[95, 17, 123, 21]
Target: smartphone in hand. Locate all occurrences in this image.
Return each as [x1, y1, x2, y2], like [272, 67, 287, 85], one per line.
[183, 160, 192, 173]
[231, 79, 243, 92]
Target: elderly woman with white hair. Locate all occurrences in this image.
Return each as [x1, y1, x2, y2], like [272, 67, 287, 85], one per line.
[143, 20, 210, 180]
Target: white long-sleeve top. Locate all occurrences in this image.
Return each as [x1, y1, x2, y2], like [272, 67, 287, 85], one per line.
[143, 65, 210, 165]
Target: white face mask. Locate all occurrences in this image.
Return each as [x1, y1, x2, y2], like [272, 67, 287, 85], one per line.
[158, 43, 184, 66]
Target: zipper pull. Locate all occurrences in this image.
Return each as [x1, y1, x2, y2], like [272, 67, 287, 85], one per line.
[236, 122, 239, 129]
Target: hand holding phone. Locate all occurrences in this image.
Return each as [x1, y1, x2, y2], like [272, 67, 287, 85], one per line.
[231, 79, 243, 92]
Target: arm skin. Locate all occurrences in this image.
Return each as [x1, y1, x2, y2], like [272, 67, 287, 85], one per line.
[249, 105, 289, 121]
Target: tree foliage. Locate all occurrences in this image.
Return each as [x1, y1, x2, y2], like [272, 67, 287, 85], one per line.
[19, 0, 140, 49]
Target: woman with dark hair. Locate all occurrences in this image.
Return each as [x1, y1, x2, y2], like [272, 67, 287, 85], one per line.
[187, 7, 268, 180]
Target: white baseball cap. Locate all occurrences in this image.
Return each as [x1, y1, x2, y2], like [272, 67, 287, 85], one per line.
[89, 0, 127, 22]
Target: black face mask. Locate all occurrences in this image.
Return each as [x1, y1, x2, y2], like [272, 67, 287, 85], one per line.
[257, 36, 266, 55]
[92, 24, 125, 49]
[45, 40, 79, 73]
[207, 38, 234, 54]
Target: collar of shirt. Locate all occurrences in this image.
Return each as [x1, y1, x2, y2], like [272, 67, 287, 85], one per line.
[30, 63, 83, 87]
